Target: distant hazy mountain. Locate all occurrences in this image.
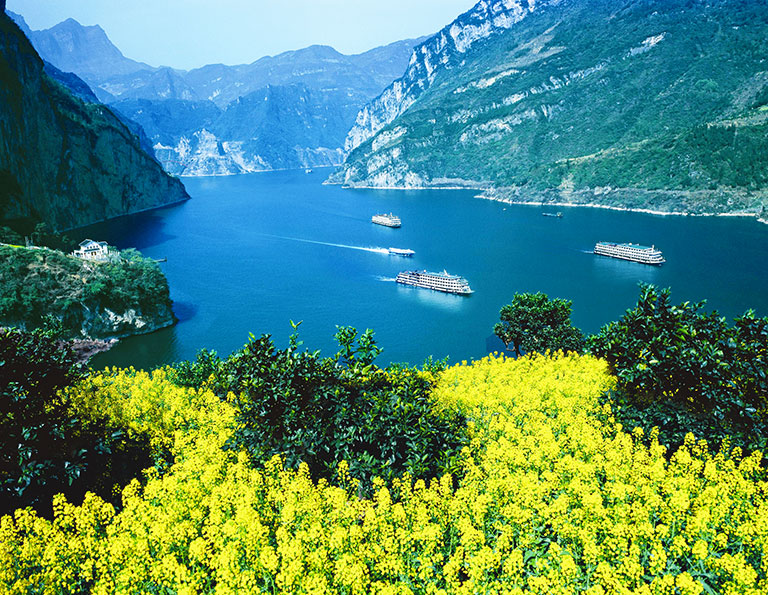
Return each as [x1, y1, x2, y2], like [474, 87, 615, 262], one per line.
[17, 14, 154, 84]
[13, 12, 425, 176]
[0, 12, 188, 232]
[335, 0, 768, 216]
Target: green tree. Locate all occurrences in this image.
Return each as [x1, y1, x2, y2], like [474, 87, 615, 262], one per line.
[588, 284, 768, 451]
[493, 292, 585, 357]
[171, 326, 467, 492]
[0, 328, 151, 516]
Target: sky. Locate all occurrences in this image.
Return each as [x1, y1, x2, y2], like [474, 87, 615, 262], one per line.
[7, 0, 478, 70]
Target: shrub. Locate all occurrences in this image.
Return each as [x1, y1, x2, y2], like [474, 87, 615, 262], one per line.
[0, 328, 151, 515]
[588, 284, 768, 452]
[494, 292, 585, 356]
[170, 326, 468, 490]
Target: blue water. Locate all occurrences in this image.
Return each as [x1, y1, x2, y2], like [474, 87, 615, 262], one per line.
[83, 169, 768, 369]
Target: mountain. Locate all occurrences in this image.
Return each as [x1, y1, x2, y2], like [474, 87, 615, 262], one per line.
[0, 11, 188, 232]
[13, 13, 425, 175]
[21, 15, 153, 85]
[335, 0, 768, 216]
[104, 41, 427, 175]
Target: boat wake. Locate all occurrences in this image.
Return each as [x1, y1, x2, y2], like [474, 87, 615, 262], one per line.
[376, 276, 397, 282]
[263, 234, 389, 254]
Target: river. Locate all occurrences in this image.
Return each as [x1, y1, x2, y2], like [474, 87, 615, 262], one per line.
[81, 169, 768, 369]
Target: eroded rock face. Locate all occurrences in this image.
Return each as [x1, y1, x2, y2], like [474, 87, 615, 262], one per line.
[79, 305, 175, 339]
[0, 12, 188, 232]
[343, 0, 542, 153]
[333, 0, 768, 216]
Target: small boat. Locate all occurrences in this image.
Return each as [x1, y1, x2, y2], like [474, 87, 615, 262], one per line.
[542, 212, 563, 218]
[388, 247, 415, 257]
[372, 213, 402, 228]
[305, 168, 313, 174]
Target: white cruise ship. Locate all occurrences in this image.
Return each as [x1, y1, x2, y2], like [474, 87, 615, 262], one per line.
[372, 213, 401, 228]
[594, 241, 665, 265]
[396, 270, 473, 295]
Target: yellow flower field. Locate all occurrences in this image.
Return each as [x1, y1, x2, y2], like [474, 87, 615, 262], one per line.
[1, 353, 766, 593]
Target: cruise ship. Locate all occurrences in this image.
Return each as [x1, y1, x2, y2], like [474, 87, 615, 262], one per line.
[594, 241, 665, 265]
[372, 213, 401, 228]
[396, 270, 473, 295]
[388, 247, 415, 256]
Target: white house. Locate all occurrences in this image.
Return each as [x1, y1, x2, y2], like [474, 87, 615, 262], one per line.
[72, 239, 110, 261]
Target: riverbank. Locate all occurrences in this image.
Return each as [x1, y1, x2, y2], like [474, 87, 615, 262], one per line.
[326, 169, 767, 221]
[476, 186, 767, 222]
[478, 193, 767, 223]
[68, 337, 119, 363]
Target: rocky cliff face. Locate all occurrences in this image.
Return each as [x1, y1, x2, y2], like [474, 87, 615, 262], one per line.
[115, 83, 353, 175]
[344, 0, 542, 152]
[0, 12, 189, 232]
[335, 0, 768, 216]
[13, 13, 424, 176]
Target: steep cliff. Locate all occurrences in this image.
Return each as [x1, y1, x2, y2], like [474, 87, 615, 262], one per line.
[336, 0, 768, 216]
[0, 12, 189, 232]
[14, 14, 424, 176]
[344, 0, 541, 152]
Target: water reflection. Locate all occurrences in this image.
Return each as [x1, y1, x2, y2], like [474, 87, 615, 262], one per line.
[394, 282, 469, 312]
[590, 253, 662, 283]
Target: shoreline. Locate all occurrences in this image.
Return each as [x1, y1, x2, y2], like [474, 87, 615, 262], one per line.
[327, 178, 766, 223]
[477, 194, 766, 222]
[61, 195, 191, 234]
[68, 337, 119, 363]
[178, 164, 339, 178]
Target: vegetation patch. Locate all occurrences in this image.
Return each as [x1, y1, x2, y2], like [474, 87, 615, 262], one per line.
[2, 353, 767, 593]
[0, 244, 174, 339]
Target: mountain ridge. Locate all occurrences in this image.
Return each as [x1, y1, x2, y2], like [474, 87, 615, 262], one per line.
[14, 11, 426, 175]
[335, 0, 768, 217]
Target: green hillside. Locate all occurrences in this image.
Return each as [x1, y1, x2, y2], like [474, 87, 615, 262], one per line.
[339, 0, 768, 216]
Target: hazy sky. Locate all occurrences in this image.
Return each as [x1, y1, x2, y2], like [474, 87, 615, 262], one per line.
[7, 0, 478, 70]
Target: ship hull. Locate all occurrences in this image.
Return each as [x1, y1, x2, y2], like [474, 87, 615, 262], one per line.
[594, 242, 665, 266]
[395, 271, 473, 295]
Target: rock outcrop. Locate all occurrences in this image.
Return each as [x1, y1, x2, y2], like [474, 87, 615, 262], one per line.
[0, 11, 189, 232]
[334, 0, 768, 216]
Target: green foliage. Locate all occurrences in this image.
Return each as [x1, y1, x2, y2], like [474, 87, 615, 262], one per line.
[588, 284, 768, 452]
[167, 348, 223, 389]
[0, 328, 151, 516]
[0, 244, 172, 338]
[494, 292, 585, 357]
[343, 0, 768, 213]
[170, 326, 468, 491]
[0, 225, 23, 246]
[29, 223, 77, 253]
